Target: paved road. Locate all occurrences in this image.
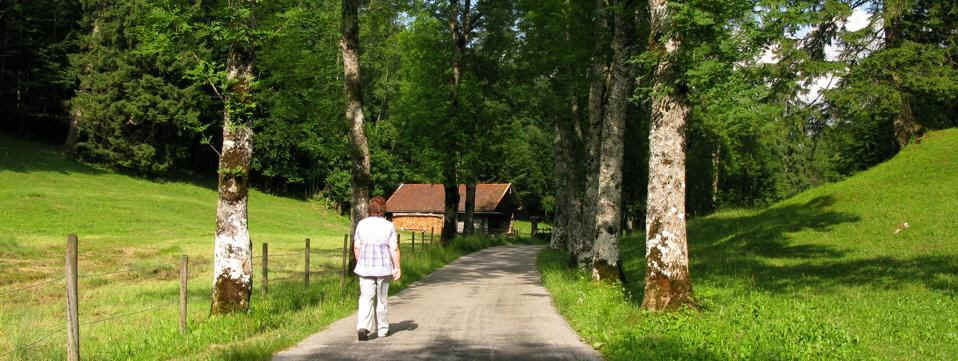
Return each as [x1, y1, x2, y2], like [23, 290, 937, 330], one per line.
[273, 245, 602, 361]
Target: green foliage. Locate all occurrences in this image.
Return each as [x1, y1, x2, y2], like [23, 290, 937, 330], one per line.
[68, 0, 213, 176]
[539, 129, 958, 360]
[828, 36, 958, 174]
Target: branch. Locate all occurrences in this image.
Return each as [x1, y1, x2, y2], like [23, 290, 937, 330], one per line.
[466, 10, 483, 34]
[191, 51, 224, 101]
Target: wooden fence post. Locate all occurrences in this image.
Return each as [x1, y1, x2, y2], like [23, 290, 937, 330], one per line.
[262, 243, 269, 295]
[305, 238, 310, 287]
[409, 232, 414, 252]
[430, 227, 434, 246]
[341, 234, 348, 293]
[532, 220, 538, 239]
[179, 255, 188, 335]
[65, 234, 79, 361]
[421, 232, 426, 248]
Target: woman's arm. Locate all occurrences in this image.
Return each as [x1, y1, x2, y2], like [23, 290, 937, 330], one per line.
[353, 232, 362, 261]
[389, 227, 401, 280]
[391, 247, 401, 280]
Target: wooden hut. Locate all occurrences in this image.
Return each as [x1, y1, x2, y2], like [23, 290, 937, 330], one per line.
[385, 183, 520, 234]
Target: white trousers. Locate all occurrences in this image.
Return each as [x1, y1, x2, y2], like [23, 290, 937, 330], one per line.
[357, 276, 390, 337]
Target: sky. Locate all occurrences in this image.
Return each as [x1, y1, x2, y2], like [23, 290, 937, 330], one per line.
[757, 6, 875, 104]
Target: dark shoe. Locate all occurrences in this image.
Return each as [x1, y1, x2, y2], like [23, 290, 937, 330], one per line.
[357, 329, 369, 341]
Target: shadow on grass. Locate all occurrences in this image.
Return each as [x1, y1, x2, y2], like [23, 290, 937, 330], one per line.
[623, 195, 958, 303]
[0, 134, 105, 175]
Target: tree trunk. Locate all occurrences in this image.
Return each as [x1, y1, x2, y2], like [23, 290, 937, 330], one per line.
[211, 2, 256, 315]
[65, 15, 100, 153]
[592, 0, 634, 282]
[641, 0, 694, 311]
[441, 0, 472, 244]
[464, 183, 476, 235]
[342, 0, 370, 272]
[884, 0, 923, 148]
[441, 165, 459, 244]
[551, 117, 570, 250]
[576, 0, 611, 268]
[711, 145, 720, 208]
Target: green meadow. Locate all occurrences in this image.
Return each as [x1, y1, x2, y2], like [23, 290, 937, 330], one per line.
[539, 128, 958, 361]
[0, 134, 531, 360]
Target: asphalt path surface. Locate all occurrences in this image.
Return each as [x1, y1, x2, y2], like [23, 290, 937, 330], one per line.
[273, 245, 602, 361]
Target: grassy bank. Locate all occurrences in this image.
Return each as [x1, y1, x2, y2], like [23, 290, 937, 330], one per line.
[0, 134, 533, 360]
[539, 128, 958, 361]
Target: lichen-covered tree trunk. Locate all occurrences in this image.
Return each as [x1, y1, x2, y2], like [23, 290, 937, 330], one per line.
[464, 183, 476, 235]
[592, 0, 634, 282]
[211, 1, 256, 315]
[342, 0, 370, 271]
[576, 0, 611, 268]
[211, 62, 254, 315]
[641, 0, 693, 311]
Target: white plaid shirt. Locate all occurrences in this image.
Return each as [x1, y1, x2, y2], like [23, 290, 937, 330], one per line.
[353, 217, 398, 277]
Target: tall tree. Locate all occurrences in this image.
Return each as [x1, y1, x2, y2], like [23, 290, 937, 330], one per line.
[65, 6, 98, 154]
[641, 0, 693, 310]
[592, 0, 636, 281]
[572, 0, 611, 267]
[342, 0, 371, 268]
[883, 0, 921, 148]
[441, 0, 479, 243]
[211, 0, 257, 314]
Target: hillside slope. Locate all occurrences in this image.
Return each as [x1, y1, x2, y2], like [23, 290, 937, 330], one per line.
[541, 128, 958, 361]
[0, 134, 350, 284]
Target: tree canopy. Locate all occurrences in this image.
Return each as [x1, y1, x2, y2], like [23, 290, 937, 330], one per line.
[1, 0, 954, 221]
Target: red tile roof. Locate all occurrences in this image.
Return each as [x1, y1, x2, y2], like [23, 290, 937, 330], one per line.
[386, 184, 513, 213]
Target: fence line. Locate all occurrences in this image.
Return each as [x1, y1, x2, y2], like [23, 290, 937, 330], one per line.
[268, 252, 302, 257]
[3, 234, 359, 360]
[79, 301, 175, 327]
[77, 268, 136, 280]
[0, 275, 65, 298]
[0, 327, 62, 359]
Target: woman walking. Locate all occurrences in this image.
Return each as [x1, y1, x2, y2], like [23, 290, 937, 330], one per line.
[354, 196, 401, 341]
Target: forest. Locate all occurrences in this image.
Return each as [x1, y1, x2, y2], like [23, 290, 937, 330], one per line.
[2, 0, 955, 214]
[2, 0, 956, 287]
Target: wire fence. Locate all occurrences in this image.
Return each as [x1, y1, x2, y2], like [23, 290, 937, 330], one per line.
[0, 233, 393, 360]
[0, 275, 65, 298]
[0, 230, 447, 360]
[0, 327, 61, 360]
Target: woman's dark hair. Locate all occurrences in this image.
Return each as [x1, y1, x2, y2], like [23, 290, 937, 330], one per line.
[369, 196, 386, 216]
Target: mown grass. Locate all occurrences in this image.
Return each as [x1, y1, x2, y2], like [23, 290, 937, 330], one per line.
[539, 128, 958, 361]
[0, 134, 539, 360]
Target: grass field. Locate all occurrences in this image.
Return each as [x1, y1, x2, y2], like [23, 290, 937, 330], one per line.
[539, 128, 958, 360]
[0, 134, 536, 360]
